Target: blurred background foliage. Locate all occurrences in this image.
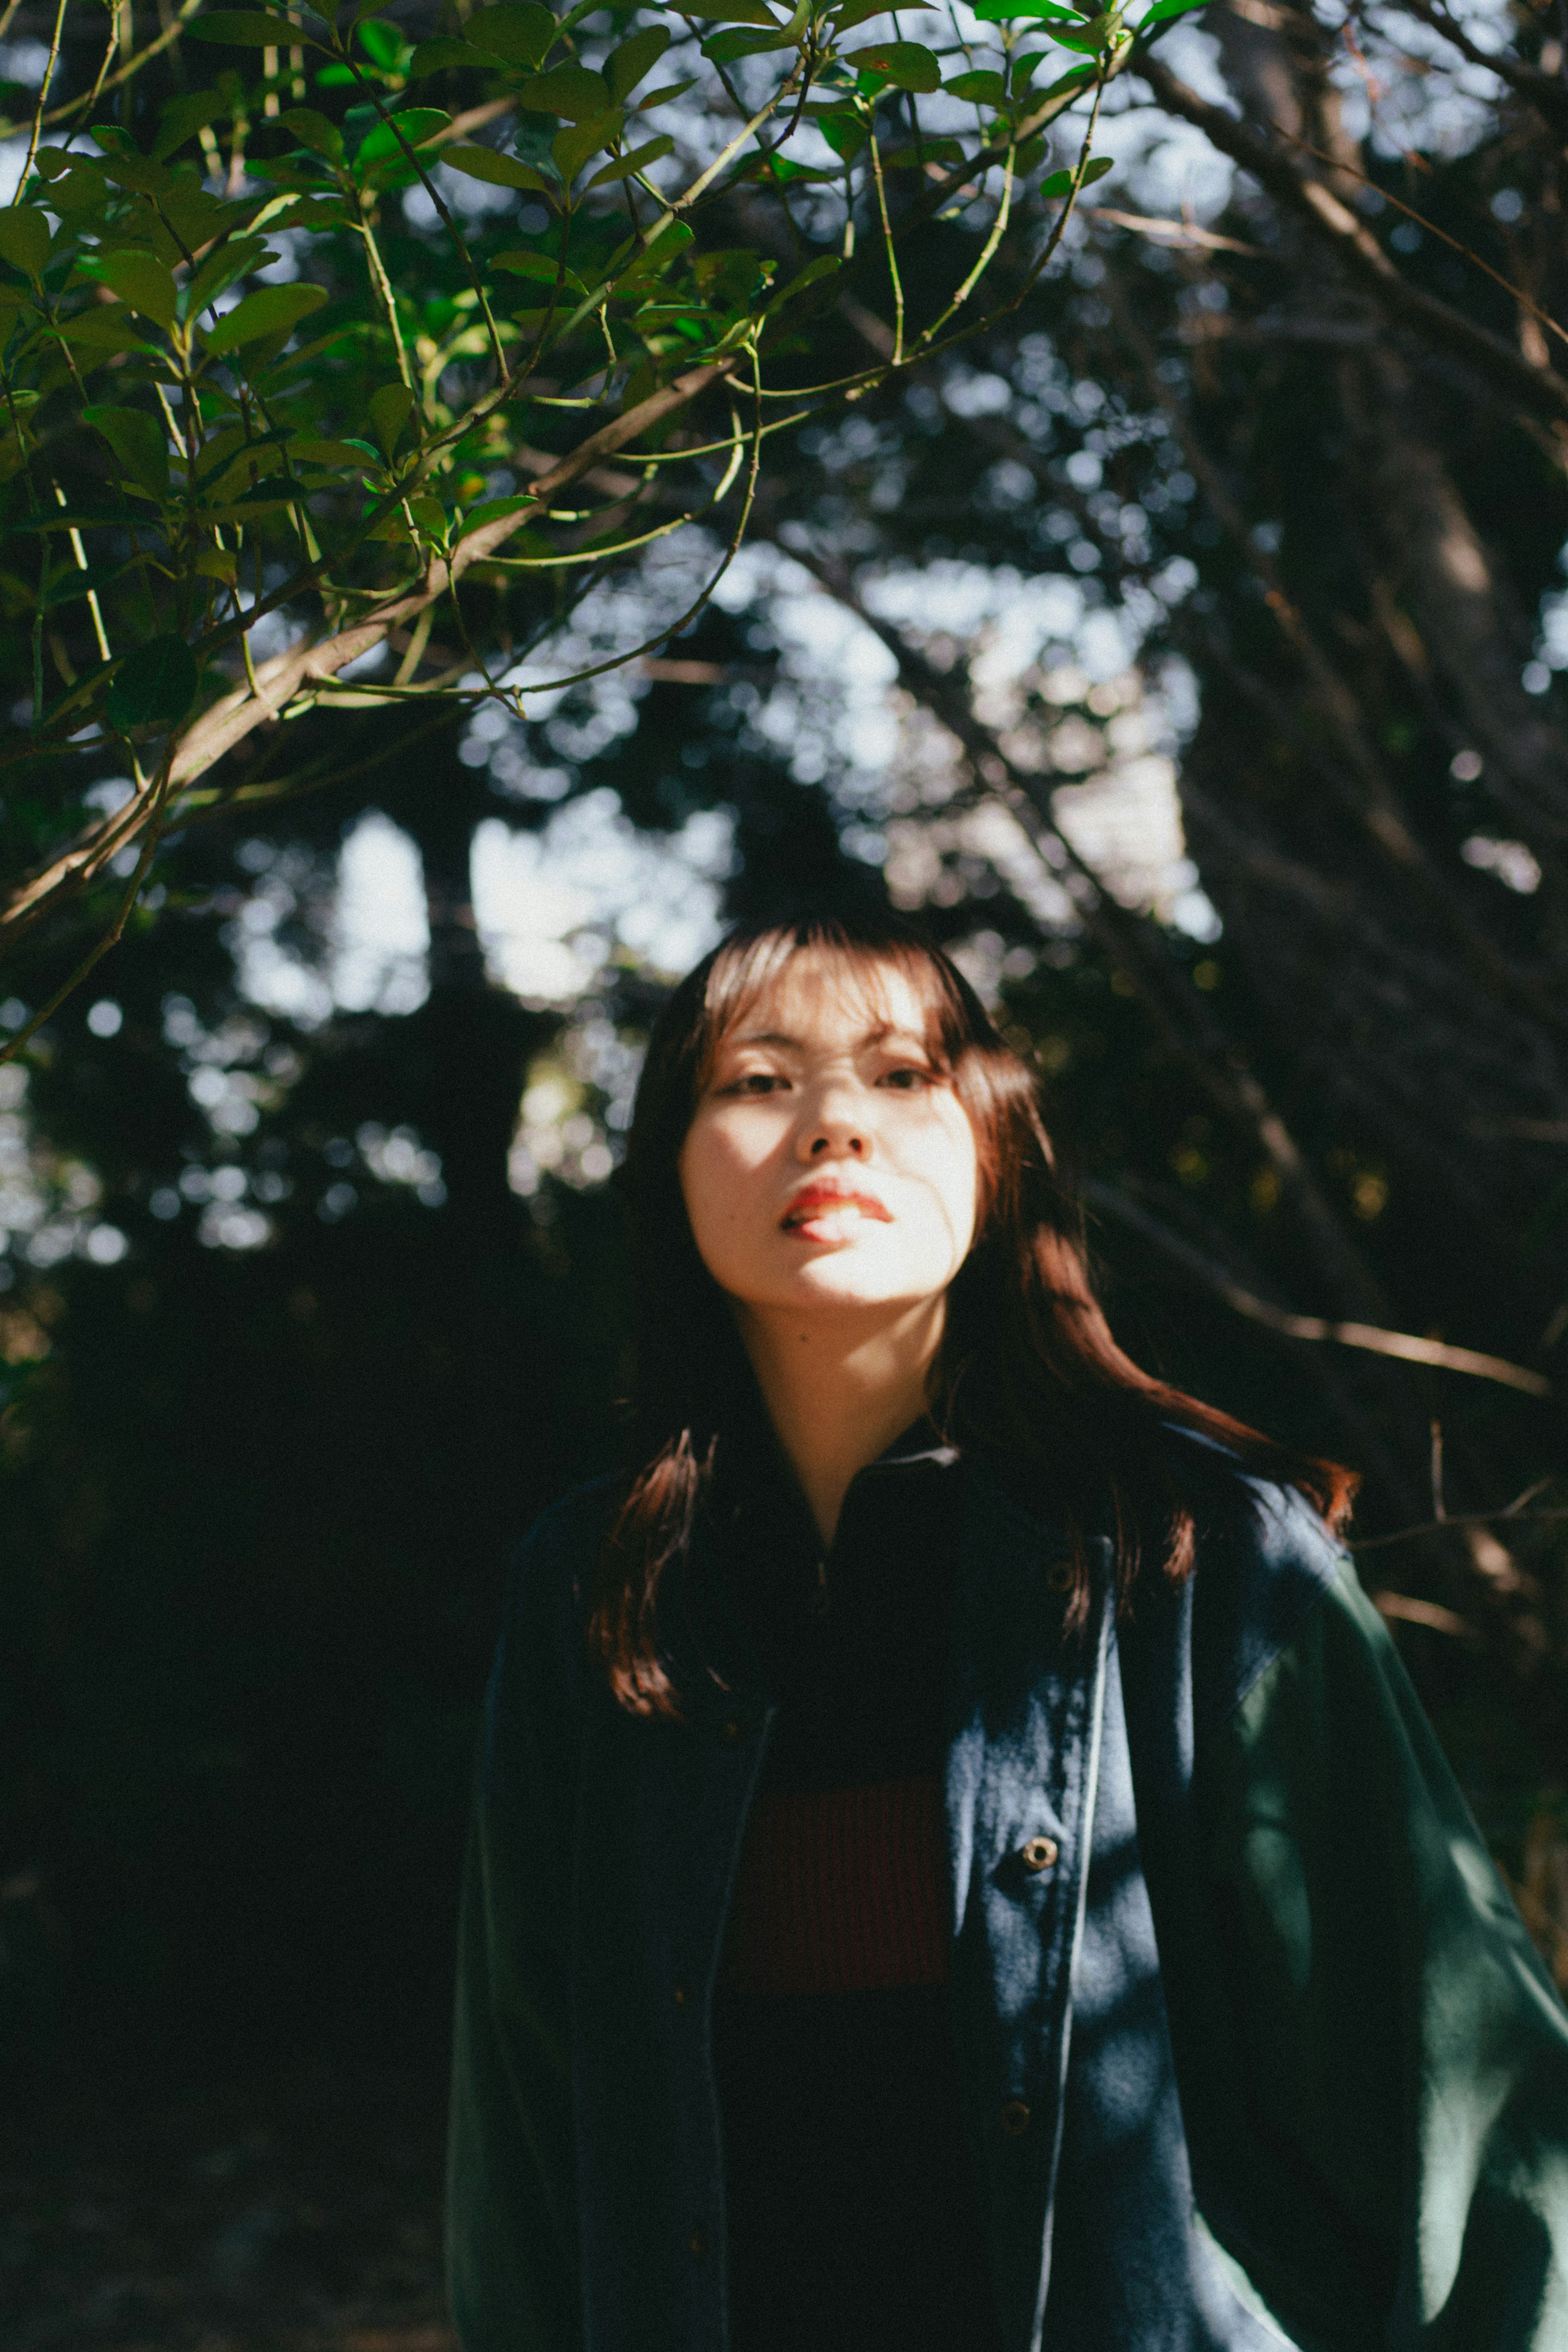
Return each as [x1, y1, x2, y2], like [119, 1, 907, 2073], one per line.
[3, 3, 1568, 2326]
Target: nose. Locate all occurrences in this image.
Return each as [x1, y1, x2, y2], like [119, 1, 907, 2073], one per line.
[798, 1075, 869, 1161]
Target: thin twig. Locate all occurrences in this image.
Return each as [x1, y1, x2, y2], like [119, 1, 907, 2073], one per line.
[1354, 1509, 1568, 1553]
[14, 0, 68, 205]
[1084, 1178, 1553, 1396]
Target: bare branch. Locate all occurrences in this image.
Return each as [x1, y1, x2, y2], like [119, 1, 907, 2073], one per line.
[1084, 1179, 1554, 1395]
[1135, 54, 1568, 429]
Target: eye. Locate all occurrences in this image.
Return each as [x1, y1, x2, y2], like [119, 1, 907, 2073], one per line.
[879, 1064, 936, 1091]
[719, 1070, 790, 1097]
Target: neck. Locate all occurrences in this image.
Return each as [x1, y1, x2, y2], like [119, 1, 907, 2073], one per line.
[734, 1297, 946, 1548]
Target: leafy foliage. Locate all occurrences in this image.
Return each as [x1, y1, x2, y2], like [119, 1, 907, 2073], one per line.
[0, 0, 1197, 1048]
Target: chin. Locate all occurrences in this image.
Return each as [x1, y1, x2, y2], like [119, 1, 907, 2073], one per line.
[779, 1266, 933, 1313]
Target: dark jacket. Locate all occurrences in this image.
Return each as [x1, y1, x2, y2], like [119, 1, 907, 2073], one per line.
[446, 1454, 1568, 2352]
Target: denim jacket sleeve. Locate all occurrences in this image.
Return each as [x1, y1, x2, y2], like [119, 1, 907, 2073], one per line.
[446, 1498, 595, 2352]
[1193, 1558, 1568, 2351]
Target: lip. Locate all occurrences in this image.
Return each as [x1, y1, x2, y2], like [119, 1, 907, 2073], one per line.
[779, 1181, 893, 1235]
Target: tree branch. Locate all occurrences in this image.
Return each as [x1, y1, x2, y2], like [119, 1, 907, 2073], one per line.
[787, 540, 1394, 1321]
[1135, 54, 1568, 429]
[1084, 1178, 1553, 1396]
[1, 359, 737, 943]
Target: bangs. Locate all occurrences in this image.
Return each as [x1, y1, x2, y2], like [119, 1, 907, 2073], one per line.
[693, 918, 984, 1087]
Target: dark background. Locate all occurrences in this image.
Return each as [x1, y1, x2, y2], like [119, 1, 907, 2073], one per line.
[1, 642, 1560, 2347]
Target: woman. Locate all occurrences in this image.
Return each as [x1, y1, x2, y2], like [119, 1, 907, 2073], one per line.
[447, 914, 1568, 2352]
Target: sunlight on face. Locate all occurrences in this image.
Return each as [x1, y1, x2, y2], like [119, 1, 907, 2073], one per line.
[678, 950, 980, 1329]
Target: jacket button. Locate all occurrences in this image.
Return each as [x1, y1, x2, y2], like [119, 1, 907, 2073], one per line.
[1020, 1836, 1058, 1873]
[719, 1719, 742, 1743]
[690, 2224, 708, 2260]
[673, 1980, 690, 2009]
[1000, 2100, 1031, 2137]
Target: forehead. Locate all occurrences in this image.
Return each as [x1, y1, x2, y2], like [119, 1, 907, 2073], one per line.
[718, 947, 932, 1048]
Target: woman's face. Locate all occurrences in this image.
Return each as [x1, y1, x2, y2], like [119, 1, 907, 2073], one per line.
[677, 950, 980, 1326]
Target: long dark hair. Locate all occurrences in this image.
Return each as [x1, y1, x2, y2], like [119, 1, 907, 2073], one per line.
[591, 913, 1354, 1716]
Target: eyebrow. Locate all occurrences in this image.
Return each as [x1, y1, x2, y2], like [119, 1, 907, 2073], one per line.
[728, 1023, 928, 1052]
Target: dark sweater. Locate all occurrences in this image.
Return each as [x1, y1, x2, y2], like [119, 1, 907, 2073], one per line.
[711, 1428, 1004, 2352]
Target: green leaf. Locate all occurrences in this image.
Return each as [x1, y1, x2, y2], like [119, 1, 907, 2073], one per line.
[606, 24, 670, 100]
[733, 151, 839, 183]
[153, 88, 232, 162]
[704, 26, 792, 58]
[356, 16, 408, 67]
[491, 248, 576, 282]
[9, 504, 150, 531]
[204, 279, 327, 352]
[678, 0, 782, 19]
[84, 404, 172, 499]
[105, 633, 199, 730]
[56, 310, 156, 356]
[356, 107, 452, 166]
[1032, 60, 1096, 93]
[973, 0, 1083, 16]
[408, 36, 496, 76]
[1040, 152, 1112, 194]
[280, 105, 344, 160]
[764, 252, 840, 317]
[182, 235, 271, 320]
[635, 74, 699, 109]
[609, 215, 693, 287]
[492, 247, 584, 288]
[290, 438, 376, 467]
[84, 250, 179, 331]
[98, 150, 177, 195]
[368, 379, 416, 459]
[456, 493, 537, 538]
[1140, 0, 1206, 22]
[32, 163, 112, 221]
[883, 137, 964, 164]
[518, 63, 610, 119]
[846, 40, 940, 89]
[464, 0, 559, 65]
[0, 208, 50, 280]
[553, 110, 621, 181]
[42, 560, 127, 610]
[832, 0, 893, 26]
[187, 8, 327, 43]
[443, 143, 557, 193]
[693, 245, 771, 301]
[221, 478, 303, 507]
[944, 67, 1007, 102]
[269, 195, 354, 227]
[817, 111, 867, 161]
[585, 134, 673, 188]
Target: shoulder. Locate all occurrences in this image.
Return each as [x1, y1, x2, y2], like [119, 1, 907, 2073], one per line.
[487, 1474, 624, 1731]
[1157, 1425, 1350, 1736]
[506, 1472, 624, 1613]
